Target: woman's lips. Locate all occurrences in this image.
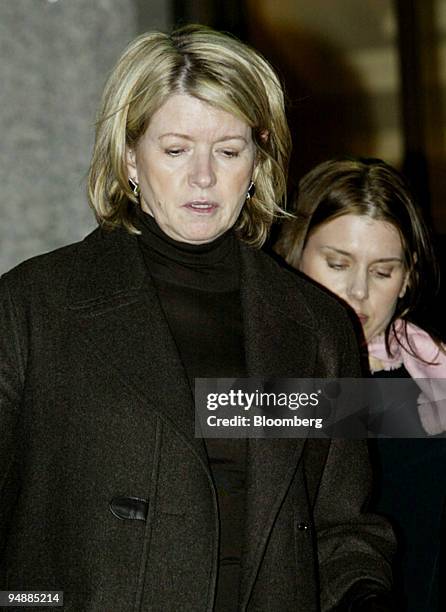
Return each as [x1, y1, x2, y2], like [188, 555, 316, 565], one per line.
[183, 200, 218, 214]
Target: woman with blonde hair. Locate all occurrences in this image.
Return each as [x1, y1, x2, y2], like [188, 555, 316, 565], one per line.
[1, 30, 395, 611]
[276, 157, 446, 611]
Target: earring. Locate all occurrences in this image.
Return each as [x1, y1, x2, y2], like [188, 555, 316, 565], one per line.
[128, 177, 140, 198]
[246, 181, 256, 200]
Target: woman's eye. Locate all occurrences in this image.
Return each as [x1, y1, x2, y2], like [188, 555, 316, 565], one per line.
[165, 148, 185, 157]
[220, 149, 239, 158]
[327, 261, 348, 271]
[373, 269, 392, 279]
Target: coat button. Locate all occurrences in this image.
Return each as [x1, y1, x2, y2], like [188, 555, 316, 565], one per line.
[109, 496, 148, 521]
[296, 522, 309, 531]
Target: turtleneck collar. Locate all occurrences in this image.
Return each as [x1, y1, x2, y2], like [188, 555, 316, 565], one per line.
[135, 207, 239, 291]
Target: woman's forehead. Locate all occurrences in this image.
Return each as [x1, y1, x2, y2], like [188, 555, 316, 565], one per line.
[145, 94, 252, 140]
[309, 214, 405, 256]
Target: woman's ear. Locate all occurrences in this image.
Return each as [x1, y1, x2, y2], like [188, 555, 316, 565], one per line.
[254, 130, 269, 171]
[126, 146, 138, 182]
[399, 271, 410, 299]
[259, 129, 269, 143]
[399, 253, 416, 298]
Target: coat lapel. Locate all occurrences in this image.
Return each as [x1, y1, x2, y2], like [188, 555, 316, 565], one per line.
[238, 246, 320, 604]
[239, 245, 318, 379]
[65, 228, 208, 465]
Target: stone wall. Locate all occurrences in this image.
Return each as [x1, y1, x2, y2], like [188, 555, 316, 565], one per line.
[0, 0, 170, 273]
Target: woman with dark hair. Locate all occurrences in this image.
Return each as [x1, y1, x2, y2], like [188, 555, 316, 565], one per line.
[276, 157, 446, 611]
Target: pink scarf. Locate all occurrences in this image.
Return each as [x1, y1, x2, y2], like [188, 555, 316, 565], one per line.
[368, 319, 446, 435]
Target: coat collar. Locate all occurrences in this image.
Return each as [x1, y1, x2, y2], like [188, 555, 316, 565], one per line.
[239, 243, 318, 378]
[66, 227, 209, 465]
[66, 227, 319, 379]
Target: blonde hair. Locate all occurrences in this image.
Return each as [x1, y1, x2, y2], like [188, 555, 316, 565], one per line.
[87, 24, 291, 247]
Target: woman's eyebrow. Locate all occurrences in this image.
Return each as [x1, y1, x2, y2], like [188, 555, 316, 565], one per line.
[158, 132, 248, 143]
[215, 135, 248, 143]
[321, 246, 352, 256]
[321, 246, 403, 263]
[158, 132, 193, 141]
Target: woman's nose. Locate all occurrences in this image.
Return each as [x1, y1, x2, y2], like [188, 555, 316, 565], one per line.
[346, 271, 369, 301]
[188, 153, 216, 189]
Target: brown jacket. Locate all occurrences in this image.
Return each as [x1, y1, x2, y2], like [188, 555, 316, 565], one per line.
[0, 227, 394, 611]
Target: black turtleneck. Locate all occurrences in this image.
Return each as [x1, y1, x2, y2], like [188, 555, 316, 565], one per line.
[136, 209, 247, 611]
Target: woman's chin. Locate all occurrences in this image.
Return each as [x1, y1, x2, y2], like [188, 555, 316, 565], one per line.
[175, 222, 227, 245]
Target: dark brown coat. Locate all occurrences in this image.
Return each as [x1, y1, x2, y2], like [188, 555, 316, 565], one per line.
[0, 227, 394, 611]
